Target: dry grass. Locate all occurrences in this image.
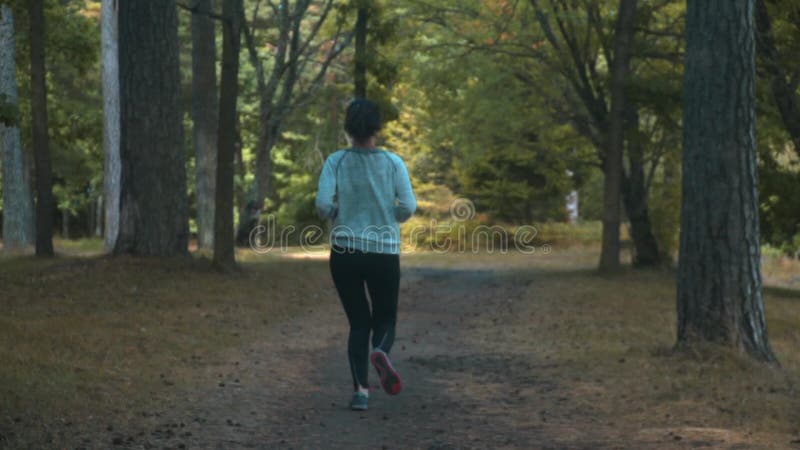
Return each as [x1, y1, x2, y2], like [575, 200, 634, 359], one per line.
[458, 247, 800, 448]
[0, 247, 331, 444]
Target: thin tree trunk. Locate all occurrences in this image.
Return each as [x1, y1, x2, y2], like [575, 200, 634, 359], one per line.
[213, 0, 242, 270]
[89, 196, 95, 235]
[61, 208, 69, 239]
[192, 0, 218, 249]
[236, 114, 276, 246]
[95, 195, 103, 237]
[354, 1, 368, 97]
[29, 0, 54, 256]
[115, 0, 188, 256]
[0, 5, 34, 252]
[599, 0, 637, 272]
[101, 0, 120, 252]
[621, 108, 660, 267]
[233, 114, 247, 211]
[252, 99, 274, 203]
[678, 0, 775, 362]
[755, 0, 800, 155]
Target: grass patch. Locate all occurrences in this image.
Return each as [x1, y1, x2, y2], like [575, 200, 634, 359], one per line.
[461, 247, 800, 445]
[0, 251, 333, 443]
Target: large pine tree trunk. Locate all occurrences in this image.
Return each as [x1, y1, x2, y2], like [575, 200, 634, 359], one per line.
[599, 0, 637, 272]
[115, 0, 188, 256]
[0, 5, 34, 252]
[29, 0, 54, 256]
[213, 0, 242, 270]
[101, 0, 120, 252]
[678, 0, 775, 361]
[192, 0, 218, 250]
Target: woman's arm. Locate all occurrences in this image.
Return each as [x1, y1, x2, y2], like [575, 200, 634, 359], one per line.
[393, 156, 417, 223]
[315, 154, 338, 220]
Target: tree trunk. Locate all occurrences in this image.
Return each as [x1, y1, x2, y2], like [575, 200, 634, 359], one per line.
[95, 195, 103, 237]
[755, 0, 800, 156]
[61, 208, 69, 239]
[115, 0, 188, 256]
[29, 0, 54, 256]
[621, 108, 660, 267]
[599, 0, 637, 272]
[233, 114, 247, 211]
[213, 0, 242, 270]
[253, 113, 279, 205]
[0, 5, 34, 252]
[236, 109, 275, 246]
[678, 0, 775, 362]
[192, 0, 218, 249]
[101, 0, 120, 252]
[354, 1, 368, 97]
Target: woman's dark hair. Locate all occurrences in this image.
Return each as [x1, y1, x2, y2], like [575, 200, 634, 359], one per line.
[344, 98, 382, 143]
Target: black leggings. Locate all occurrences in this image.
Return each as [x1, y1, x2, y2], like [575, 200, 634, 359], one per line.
[329, 245, 400, 390]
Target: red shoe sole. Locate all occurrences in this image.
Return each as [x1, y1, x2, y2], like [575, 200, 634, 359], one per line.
[370, 351, 403, 395]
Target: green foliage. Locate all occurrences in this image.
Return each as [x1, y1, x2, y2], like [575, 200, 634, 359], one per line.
[755, 0, 800, 255]
[2, 0, 101, 236]
[647, 151, 681, 258]
[759, 151, 800, 255]
[0, 93, 19, 126]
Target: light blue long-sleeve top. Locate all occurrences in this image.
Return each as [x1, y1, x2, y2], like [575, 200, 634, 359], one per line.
[315, 147, 417, 254]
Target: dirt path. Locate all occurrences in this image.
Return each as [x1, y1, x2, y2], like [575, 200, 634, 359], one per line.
[85, 256, 789, 450]
[109, 263, 565, 450]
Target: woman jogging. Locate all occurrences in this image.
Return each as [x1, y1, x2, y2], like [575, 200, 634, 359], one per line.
[315, 99, 416, 411]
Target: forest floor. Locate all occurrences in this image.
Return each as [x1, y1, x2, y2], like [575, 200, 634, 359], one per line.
[1, 243, 800, 449]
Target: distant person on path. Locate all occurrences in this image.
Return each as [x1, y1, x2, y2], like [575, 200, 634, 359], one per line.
[315, 98, 417, 411]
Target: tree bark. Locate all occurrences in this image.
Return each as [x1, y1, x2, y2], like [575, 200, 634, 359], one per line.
[192, 0, 218, 249]
[621, 108, 660, 267]
[0, 5, 34, 252]
[678, 0, 775, 362]
[95, 195, 103, 237]
[755, 0, 800, 156]
[213, 0, 242, 270]
[115, 0, 188, 256]
[29, 0, 54, 256]
[101, 0, 120, 252]
[354, 1, 368, 97]
[61, 208, 69, 239]
[599, 0, 637, 272]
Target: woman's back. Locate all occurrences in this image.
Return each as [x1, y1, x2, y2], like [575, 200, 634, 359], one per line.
[315, 147, 415, 254]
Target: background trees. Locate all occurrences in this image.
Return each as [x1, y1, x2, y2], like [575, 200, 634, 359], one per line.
[235, 0, 352, 245]
[0, 0, 795, 292]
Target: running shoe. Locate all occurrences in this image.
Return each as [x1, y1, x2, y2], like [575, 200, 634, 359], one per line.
[349, 391, 369, 411]
[370, 349, 403, 395]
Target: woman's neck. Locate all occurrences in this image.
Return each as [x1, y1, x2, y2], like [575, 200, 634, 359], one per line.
[352, 137, 376, 149]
